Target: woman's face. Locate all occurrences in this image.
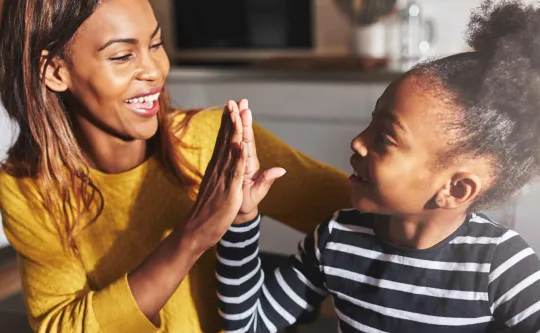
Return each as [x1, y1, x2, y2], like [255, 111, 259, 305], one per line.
[55, 0, 170, 141]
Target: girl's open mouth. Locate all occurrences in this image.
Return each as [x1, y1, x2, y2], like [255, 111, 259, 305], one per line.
[349, 170, 370, 185]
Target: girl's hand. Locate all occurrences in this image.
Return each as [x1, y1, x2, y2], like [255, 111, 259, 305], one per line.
[181, 101, 247, 252]
[232, 99, 286, 224]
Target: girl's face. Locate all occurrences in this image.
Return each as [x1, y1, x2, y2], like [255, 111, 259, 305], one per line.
[44, 0, 170, 141]
[349, 75, 490, 217]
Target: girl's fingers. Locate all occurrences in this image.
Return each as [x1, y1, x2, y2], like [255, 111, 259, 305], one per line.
[238, 99, 248, 111]
[239, 108, 258, 175]
[251, 167, 287, 203]
[229, 142, 247, 193]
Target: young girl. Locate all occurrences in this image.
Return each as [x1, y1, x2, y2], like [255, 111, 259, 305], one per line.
[216, 1, 540, 332]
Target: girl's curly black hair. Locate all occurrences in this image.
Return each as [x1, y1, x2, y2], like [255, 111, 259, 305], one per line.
[413, 0, 540, 211]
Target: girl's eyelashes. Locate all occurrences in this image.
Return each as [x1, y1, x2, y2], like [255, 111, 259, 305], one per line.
[378, 132, 394, 147]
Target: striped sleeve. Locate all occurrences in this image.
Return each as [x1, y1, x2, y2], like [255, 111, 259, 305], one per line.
[216, 214, 332, 333]
[488, 229, 540, 332]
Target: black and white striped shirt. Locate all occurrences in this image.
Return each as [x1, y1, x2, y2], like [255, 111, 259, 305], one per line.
[216, 210, 540, 332]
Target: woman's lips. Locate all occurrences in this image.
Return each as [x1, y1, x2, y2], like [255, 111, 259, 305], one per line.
[126, 86, 163, 100]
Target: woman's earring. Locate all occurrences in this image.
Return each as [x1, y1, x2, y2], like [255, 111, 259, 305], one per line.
[437, 199, 443, 205]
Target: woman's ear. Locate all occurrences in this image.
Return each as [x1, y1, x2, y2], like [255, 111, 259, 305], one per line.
[40, 50, 71, 92]
[434, 172, 482, 209]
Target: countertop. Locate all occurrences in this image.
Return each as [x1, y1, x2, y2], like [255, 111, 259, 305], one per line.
[167, 67, 404, 83]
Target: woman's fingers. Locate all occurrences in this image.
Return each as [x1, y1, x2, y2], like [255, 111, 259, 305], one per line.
[187, 101, 248, 235]
[214, 100, 244, 192]
[196, 101, 237, 201]
[227, 100, 243, 145]
[217, 103, 234, 147]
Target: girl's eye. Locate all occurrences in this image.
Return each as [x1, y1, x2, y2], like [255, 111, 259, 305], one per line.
[110, 54, 133, 62]
[378, 132, 394, 147]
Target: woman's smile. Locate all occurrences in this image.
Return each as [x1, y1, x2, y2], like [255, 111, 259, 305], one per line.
[124, 85, 162, 117]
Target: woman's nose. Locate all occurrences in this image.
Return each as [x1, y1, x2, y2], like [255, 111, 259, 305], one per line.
[137, 54, 162, 82]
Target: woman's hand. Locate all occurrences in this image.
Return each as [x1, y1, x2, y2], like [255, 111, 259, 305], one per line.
[232, 99, 286, 224]
[128, 102, 247, 320]
[181, 101, 247, 253]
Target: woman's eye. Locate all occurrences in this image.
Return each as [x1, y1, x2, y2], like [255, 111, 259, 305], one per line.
[150, 42, 163, 51]
[110, 54, 133, 62]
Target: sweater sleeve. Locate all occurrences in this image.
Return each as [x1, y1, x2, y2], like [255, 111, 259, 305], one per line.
[253, 122, 350, 234]
[216, 214, 333, 333]
[0, 177, 159, 333]
[488, 229, 540, 332]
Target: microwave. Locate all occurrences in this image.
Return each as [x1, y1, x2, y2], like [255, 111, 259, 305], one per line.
[151, 0, 350, 64]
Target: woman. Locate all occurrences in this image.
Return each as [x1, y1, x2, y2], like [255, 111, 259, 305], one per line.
[0, 0, 349, 332]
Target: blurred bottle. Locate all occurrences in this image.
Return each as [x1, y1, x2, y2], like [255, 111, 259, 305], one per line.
[386, 0, 435, 70]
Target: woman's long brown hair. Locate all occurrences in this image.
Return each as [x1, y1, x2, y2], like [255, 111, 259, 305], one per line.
[0, 0, 200, 253]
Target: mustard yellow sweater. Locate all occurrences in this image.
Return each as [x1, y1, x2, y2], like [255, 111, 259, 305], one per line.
[0, 109, 350, 333]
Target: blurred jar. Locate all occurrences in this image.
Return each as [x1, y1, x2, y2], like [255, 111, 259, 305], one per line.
[350, 21, 387, 58]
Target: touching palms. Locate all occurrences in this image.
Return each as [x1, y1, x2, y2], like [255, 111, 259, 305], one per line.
[228, 100, 286, 223]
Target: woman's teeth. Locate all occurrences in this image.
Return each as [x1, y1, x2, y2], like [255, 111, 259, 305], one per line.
[125, 92, 160, 104]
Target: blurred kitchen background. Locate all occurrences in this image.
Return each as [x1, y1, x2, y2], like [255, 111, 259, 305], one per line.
[0, 0, 539, 332]
[145, 0, 538, 256]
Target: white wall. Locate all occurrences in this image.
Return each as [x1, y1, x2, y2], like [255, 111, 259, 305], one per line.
[402, 0, 483, 57]
[0, 105, 14, 247]
[513, 183, 540, 253]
